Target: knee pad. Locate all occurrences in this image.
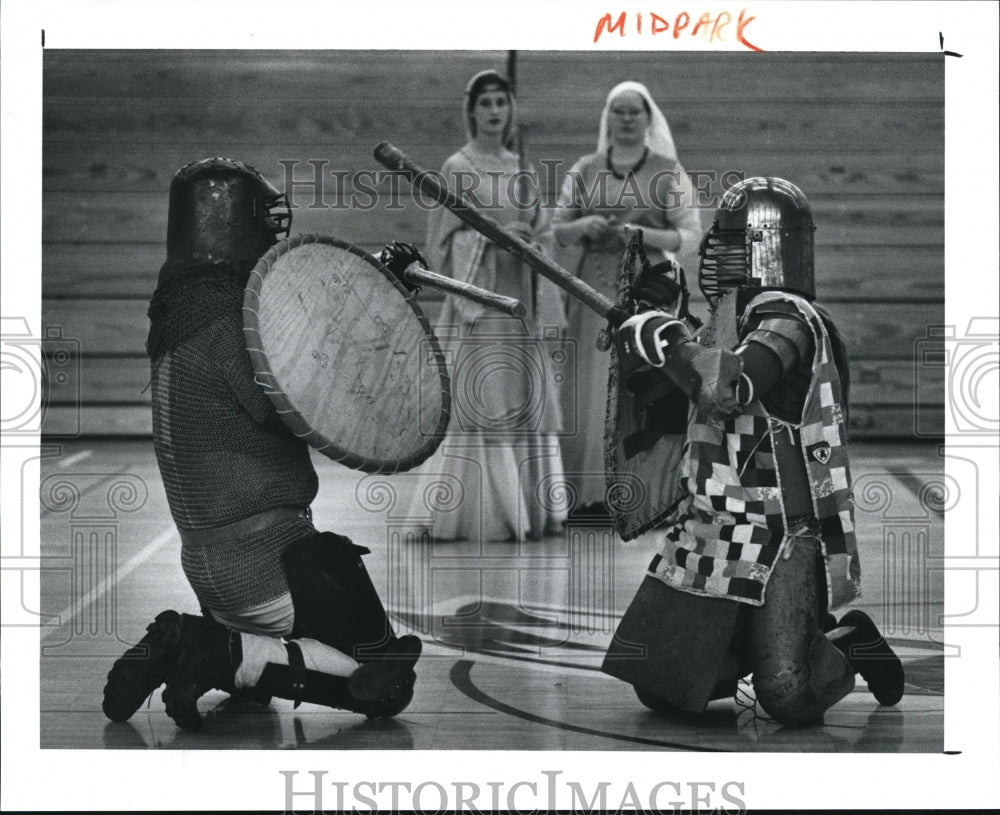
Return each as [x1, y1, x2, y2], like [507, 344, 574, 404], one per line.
[281, 532, 396, 660]
[753, 632, 854, 726]
[752, 664, 826, 726]
[808, 629, 855, 703]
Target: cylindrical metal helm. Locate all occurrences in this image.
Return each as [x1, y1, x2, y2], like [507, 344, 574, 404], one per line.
[698, 176, 815, 306]
[158, 157, 291, 286]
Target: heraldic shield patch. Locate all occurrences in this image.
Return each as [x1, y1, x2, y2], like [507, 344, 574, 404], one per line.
[807, 440, 832, 465]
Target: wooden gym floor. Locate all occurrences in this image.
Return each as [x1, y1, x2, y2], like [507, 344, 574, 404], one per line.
[37, 438, 943, 752]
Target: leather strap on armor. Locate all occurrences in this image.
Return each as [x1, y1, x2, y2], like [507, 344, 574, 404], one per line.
[284, 640, 308, 708]
[253, 657, 416, 718]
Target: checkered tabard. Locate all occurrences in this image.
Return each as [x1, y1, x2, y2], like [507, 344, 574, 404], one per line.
[649, 292, 861, 608]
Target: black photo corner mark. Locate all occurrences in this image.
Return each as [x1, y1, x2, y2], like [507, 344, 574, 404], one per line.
[41, 29, 45, 47]
[939, 31, 963, 57]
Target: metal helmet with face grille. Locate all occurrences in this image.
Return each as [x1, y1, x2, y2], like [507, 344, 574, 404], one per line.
[158, 157, 291, 286]
[698, 176, 815, 307]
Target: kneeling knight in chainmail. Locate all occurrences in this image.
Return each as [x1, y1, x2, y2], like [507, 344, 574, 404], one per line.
[102, 157, 422, 730]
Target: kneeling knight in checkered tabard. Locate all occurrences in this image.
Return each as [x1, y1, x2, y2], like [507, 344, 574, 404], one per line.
[602, 176, 904, 725]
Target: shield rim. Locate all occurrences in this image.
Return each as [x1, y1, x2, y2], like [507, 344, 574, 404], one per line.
[243, 232, 451, 474]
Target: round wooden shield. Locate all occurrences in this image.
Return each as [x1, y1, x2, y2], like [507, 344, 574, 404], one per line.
[243, 234, 451, 474]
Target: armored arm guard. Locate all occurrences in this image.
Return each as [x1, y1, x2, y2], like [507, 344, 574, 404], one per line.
[741, 303, 813, 371]
[734, 301, 815, 408]
[618, 311, 742, 416]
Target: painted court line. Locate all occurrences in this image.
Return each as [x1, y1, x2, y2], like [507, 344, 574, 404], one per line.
[57, 449, 93, 469]
[40, 524, 178, 642]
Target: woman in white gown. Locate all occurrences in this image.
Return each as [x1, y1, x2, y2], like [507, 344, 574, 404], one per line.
[404, 70, 567, 542]
[546, 81, 702, 519]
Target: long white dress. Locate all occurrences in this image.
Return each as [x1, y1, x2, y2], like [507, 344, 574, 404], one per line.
[403, 145, 568, 541]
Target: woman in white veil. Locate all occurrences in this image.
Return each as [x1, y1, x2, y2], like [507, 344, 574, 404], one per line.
[545, 80, 702, 518]
[596, 80, 679, 167]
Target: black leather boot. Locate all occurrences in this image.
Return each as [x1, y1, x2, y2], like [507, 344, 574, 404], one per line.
[256, 636, 421, 719]
[102, 610, 184, 722]
[161, 614, 241, 731]
[830, 610, 904, 706]
[347, 634, 422, 701]
[283, 533, 399, 661]
[163, 624, 423, 731]
[254, 663, 416, 720]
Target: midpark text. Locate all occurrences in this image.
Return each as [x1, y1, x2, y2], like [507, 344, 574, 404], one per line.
[594, 9, 763, 50]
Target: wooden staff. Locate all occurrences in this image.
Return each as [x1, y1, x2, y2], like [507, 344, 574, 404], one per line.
[505, 51, 538, 314]
[374, 141, 629, 327]
[401, 263, 525, 317]
[505, 50, 530, 222]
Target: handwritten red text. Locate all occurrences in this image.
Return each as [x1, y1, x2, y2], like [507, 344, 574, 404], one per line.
[594, 9, 762, 51]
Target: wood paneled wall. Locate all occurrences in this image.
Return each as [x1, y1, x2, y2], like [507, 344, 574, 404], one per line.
[41, 50, 943, 438]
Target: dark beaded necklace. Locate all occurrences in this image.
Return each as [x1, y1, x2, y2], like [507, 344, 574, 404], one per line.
[606, 145, 649, 180]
